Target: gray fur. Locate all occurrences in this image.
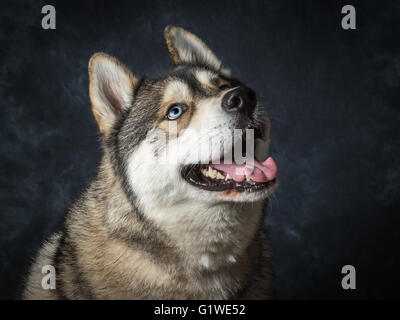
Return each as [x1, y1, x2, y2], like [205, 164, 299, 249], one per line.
[23, 26, 276, 300]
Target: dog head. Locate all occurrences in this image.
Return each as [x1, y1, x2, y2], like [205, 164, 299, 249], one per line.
[88, 26, 278, 210]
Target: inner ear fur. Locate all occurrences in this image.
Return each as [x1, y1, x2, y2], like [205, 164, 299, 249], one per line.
[164, 25, 230, 76]
[88, 52, 137, 135]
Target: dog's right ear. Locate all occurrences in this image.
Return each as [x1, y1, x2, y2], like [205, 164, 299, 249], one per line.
[88, 53, 137, 135]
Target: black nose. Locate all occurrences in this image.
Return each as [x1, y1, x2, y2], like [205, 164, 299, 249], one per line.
[222, 86, 256, 115]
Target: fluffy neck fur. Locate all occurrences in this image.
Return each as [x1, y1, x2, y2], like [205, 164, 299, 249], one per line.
[99, 154, 265, 272]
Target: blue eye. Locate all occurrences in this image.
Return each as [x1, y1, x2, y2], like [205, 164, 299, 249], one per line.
[166, 104, 185, 120]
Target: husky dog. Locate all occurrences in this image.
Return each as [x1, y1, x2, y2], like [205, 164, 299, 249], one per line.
[23, 26, 278, 299]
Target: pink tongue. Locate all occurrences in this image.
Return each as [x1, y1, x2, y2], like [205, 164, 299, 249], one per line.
[211, 157, 278, 183]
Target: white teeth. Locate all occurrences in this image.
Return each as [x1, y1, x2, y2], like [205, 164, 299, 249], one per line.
[208, 166, 213, 176]
[200, 166, 256, 182]
[216, 172, 224, 180]
[203, 166, 218, 179]
[255, 138, 269, 162]
[201, 166, 233, 181]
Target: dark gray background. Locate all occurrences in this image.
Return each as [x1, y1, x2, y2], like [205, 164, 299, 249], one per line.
[1, 0, 399, 299]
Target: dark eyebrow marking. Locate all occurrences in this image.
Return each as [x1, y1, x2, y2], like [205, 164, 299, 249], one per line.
[170, 64, 222, 96]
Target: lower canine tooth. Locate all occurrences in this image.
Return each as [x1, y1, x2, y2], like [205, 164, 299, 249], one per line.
[246, 175, 251, 182]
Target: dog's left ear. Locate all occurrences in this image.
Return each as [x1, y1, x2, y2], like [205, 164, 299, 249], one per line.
[88, 53, 137, 135]
[164, 26, 230, 76]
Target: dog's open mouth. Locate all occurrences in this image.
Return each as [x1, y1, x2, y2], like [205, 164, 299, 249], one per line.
[181, 128, 278, 193]
[182, 163, 277, 192]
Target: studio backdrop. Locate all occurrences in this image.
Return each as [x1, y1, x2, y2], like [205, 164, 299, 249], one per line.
[0, 0, 399, 299]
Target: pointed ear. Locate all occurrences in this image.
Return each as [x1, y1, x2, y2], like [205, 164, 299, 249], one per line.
[164, 26, 230, 76]
[88, 53, 137, 134]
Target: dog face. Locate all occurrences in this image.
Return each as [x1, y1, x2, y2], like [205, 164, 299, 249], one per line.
[88, 26, 278, 210]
